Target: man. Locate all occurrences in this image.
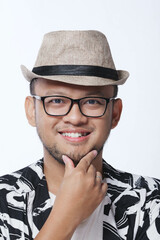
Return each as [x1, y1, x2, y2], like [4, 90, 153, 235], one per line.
[0, 30, 160, 240]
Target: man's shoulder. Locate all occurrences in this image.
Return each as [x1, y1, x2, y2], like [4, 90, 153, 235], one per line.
[103, 161, 160, 239]
[0, 159, 44, 194]
[103, 160, 160, 194]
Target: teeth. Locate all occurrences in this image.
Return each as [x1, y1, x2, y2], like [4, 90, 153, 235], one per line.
[61, 132, 88, 138]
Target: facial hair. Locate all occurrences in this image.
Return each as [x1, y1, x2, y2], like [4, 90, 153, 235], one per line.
[35, 102, 113, 165]
[42, 141, 104, 166]
[36, 124, 112, 167]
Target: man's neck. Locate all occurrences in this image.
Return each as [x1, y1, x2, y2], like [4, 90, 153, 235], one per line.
[43, 153, 65, 195]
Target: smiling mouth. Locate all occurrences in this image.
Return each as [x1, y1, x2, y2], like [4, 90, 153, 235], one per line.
[59, 132, 90, 138]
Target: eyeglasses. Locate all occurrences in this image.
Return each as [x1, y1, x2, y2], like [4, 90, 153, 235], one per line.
[32, 95, 115, 118]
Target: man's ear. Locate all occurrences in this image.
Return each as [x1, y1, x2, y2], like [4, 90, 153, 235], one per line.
[25, 96, 36, 127]
[111, 98, 122, 129]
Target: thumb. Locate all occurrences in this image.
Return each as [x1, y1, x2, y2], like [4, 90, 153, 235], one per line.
[62, 155, 75, 176]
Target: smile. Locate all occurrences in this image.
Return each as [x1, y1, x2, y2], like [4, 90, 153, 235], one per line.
[61, 132, 89, 138]
[59, 130, 91, 142]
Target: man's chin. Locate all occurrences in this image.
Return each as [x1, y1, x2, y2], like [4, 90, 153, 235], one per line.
[63, 152, 85, 166]
[66, 148, 99, 163]
[54, 154, 81, 167]
[44, 145, 84, 166]
[43, 142, 103, 166]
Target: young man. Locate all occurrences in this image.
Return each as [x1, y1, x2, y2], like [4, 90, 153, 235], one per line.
[0, 30, 160, 240]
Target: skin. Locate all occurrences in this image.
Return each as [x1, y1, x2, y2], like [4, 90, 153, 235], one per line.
[25, 78, 122, 239]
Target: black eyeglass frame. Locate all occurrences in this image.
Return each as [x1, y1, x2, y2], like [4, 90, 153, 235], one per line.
[32, 95, 115, 118]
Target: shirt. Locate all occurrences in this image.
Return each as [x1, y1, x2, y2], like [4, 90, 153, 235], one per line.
[49, 191, 104, 240]
[0, 159, 160, 240]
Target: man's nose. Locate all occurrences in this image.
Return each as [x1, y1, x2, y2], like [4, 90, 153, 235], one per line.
[62, 103, 88, 125]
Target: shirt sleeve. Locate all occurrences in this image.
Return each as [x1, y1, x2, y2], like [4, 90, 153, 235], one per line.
[135, 192, 160, 240]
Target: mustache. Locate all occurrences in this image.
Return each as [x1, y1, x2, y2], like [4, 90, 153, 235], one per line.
[56, 126, 94, 132]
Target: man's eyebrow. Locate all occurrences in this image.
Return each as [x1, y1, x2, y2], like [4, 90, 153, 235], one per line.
[44, 90, 65, 95]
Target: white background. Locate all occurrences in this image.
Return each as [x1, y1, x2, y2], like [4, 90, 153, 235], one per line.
[0, 0, 160, 178]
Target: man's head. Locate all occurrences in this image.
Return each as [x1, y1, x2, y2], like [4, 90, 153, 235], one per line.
[22, 30, 129, 166]
[25, 79, 122, 166]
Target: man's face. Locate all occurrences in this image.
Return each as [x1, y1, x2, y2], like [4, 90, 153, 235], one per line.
[26, 79, 122, 166]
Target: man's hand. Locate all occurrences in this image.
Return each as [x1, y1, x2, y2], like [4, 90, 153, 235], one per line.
[35, 150, 107, 240]
[54, 150, 107, 225]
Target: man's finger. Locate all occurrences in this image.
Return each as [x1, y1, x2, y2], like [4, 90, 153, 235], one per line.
[76, 150, 97, 172]
[95, 172, 103, 183]
[62, 155, 75, 176]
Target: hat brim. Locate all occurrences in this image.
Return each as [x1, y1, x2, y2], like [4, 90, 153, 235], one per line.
[21, 65, 129, 86]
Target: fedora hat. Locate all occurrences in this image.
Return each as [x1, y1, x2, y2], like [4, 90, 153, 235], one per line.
[21, 30, 129, 86]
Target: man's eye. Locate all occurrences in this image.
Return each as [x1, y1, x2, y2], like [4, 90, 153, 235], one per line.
[87, 100, 97, 104]
[47, 98, 64, 104]
[52, 99, 63, 103]
[85, 99, 101, 105]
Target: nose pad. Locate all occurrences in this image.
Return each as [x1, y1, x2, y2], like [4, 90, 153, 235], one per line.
[63, 103, 87, 124]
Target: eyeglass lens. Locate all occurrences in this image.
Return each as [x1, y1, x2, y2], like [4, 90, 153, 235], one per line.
[43, 96, 107, 117]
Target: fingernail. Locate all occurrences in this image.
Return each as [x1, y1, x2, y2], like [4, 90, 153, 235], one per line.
[62, 155, 67, 164]
[62, 155, 75, 168]
[93, 150, 98, 157]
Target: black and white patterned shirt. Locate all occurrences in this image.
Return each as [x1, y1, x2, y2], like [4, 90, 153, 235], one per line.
[0, 159, 160, 239]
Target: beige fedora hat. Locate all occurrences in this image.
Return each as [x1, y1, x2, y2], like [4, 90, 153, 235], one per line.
[21, 30, 129, 86]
